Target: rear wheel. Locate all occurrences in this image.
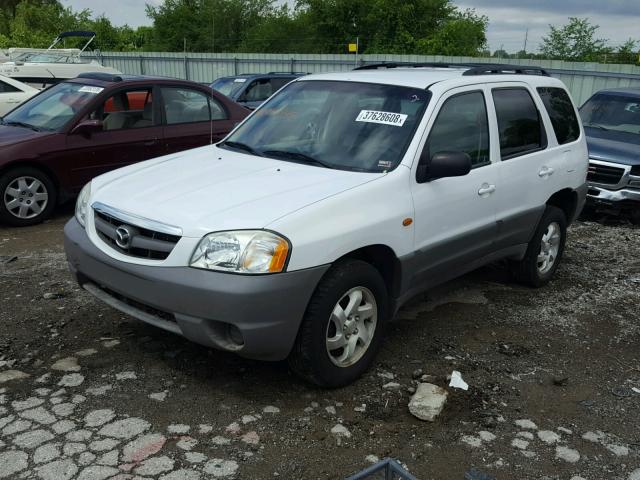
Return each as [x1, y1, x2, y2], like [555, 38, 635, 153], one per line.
[510, 205, 567, 287]
[0, 167, 57, 227]
[288, 259, 388, 388]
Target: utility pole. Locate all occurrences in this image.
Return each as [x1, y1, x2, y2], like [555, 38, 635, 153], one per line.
[523, 28, 529, 56]
[355, 36, 359, 68]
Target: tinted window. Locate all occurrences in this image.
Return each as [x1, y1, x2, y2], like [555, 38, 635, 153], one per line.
[161, 88, 226, 124]
[537, 87, 580, 144]
[580, 93, 640, 137]
[493, 88, 545, 159]
[244, 79, 274, 102]
[425, 91, 490, 168]
[89, 88, 154, 131]
[0, 80, 19, 93]
[270, 78, 295, 91]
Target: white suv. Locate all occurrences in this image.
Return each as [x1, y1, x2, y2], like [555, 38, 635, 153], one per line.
[65, 63, 588, 387]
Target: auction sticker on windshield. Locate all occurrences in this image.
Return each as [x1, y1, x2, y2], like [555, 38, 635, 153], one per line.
[79, 86, 104, 94]
[356, 110, 407, 127]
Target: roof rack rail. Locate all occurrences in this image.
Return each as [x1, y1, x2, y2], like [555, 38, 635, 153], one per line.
[354, 62, 550, 77]
[462, 63, 550, 76]
[77, 72, 124, 82]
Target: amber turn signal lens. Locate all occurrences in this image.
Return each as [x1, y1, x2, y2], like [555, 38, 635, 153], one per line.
[269, 239, 289, 272]
[402, 218, 413, 226]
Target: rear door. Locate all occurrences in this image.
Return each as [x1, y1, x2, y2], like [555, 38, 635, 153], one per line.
[488, 83, 556, 250]
[160, 86, 234, 155]
[409, 86, 500, 289]
[65, 86, 164, 189]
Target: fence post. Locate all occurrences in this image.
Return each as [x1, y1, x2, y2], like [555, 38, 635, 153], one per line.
[234, 57, 238, 75]
[184, 55, 189, 80]
[139, 56, 144, 75]
[290, 58, 295, 73]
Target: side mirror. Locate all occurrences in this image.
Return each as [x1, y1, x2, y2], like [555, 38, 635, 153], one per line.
[417, 151, 472, 182]
[71, 119, 103, 137]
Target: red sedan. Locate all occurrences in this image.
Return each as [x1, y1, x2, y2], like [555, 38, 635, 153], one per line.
[0, 73, 249, 226]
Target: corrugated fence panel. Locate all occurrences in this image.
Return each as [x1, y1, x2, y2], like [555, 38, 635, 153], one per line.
[85, 52, 640, 103]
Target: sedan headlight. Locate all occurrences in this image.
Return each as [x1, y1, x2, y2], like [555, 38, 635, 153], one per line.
[75, 182, 91, 228]
[190, 230, 290, 274]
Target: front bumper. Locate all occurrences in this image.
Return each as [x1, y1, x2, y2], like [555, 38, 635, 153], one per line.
[64, 218, 329, 361]
[586, 185, 640, 207]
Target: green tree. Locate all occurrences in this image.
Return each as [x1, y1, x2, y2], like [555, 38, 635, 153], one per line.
[616, 39, 639, 65]
[540, 17, 611, 62]
[416, 9, 487, 56]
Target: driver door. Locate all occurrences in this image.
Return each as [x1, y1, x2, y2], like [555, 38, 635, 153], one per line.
[65, 86, 165, 190]
[409, 86, 500, 289]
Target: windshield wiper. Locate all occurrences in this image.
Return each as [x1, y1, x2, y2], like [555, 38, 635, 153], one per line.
[263, 150, 336, 169]
[3, 121, 41, 132]
[220, 141, 263, 157]
[584, 123, 610, 132]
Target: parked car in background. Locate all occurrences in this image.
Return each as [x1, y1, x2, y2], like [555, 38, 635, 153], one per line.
[211, 72, 305, 109]
[65, 63, 587, 387]
[0, 73, 249, 226]
[580, 88, 640, 224]
[0, 74, 38, 116]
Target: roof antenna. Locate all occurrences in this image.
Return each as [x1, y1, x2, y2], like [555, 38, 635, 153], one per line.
[209, 4, 215, 145]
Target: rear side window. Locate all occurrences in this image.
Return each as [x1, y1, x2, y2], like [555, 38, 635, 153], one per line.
[537, 87, 580, 144]
[492, 88, 546, 159]
[425, 91, 490, 168]
[161, 87, 227, 124]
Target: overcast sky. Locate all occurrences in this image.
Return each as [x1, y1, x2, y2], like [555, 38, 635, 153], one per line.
[62, 0, 640, 53]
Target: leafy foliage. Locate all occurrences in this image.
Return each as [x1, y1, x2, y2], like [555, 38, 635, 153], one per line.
[540, 17, 611, 62]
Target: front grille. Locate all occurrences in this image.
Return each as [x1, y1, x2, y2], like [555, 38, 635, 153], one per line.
[631, 165, 640, 176]
[587, 162, 625, 185]
[94, 210, 180, 260]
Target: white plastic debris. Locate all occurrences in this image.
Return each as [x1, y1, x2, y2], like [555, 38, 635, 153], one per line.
[449, 370, 469, 390]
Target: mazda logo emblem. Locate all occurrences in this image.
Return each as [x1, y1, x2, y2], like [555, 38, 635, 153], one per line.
[115, 226, 132, 249]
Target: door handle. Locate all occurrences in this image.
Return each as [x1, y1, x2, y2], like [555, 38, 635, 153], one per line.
[538, 166, 554, 177]
[478, 184, 496, 196]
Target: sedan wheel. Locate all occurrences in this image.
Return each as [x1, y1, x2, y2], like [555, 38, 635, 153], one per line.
[4, 176, 49, 220]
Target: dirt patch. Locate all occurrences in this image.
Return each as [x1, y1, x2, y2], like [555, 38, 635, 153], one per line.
[1, 209, 639, 479]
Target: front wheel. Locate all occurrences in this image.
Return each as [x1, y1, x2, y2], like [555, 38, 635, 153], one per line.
[0, 167, 57, 226]
[288, 259, 388, 388]
[510, 205, 567, 287]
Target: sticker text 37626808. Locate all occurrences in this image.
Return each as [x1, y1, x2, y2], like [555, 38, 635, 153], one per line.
[356, 110, 408, 127]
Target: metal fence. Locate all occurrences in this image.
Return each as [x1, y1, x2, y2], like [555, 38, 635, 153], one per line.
[86, 51, 640, 105]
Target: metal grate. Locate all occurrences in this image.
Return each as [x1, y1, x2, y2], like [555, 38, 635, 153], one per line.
[587, 162, 625, 185]
[94, 210, 180, 260]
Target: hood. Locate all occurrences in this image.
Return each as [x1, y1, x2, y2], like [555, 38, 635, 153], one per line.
[585, 127, 640, 166]
[0, 124, 52, 148]
[92, 146, 384, 238]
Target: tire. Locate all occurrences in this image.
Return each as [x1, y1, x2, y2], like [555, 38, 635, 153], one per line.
[510, 205, 567, 288]
[0, 167, 57, 227]
[288, 259, 389, 388]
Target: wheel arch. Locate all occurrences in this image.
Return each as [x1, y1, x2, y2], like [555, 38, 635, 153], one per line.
[546, 188, 578, 224]
[335, 244, 403, 300]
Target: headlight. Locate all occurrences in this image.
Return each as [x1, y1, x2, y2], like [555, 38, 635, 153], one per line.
[190, 230, 290, 274]
[75, 183, 91, 228]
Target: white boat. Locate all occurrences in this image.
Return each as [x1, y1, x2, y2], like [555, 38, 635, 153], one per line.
[0, 31, 121, 89]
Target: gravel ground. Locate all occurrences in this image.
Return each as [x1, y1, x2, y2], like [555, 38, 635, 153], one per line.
[0, 208, 639, 480]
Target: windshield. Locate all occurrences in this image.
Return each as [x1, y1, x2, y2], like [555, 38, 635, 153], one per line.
[222, 80, 430, 172]
[580, 93, 640, 136]
[2, 82, 103, 131]
[211, 77, 247, 98]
